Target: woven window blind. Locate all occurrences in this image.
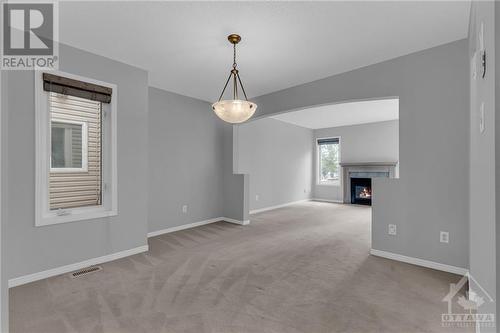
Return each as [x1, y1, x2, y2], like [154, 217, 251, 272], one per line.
[43, 73, 112, 103]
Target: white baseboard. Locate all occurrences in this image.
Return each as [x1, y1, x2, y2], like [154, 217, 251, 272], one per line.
[311, 198, 344, 204]
[249, 199, 310, 214]
[222, 217, 250, 225]
[148, 217, 222, 237]
[9, 245, 149, 288]
[148, 217, 249, 238]
[370, 249, 468, 276]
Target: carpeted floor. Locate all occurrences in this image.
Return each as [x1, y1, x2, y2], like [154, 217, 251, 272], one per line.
[10, 201, 471, 333]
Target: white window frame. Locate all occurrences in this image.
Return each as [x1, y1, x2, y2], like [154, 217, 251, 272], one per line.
[35, 70, 118, 226]
[316, 136, 341, 186]
[50, 118, 88, 173]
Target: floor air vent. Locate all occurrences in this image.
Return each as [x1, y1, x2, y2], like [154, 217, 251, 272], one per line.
[70, 266, 102, 278]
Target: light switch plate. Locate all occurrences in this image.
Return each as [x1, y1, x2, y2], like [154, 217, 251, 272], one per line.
[182, 205, 188, 213]
[388, 224, 397, 236]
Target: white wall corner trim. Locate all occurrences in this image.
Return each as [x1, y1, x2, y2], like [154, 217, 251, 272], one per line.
[311, 198, 344, 204]
[147, 217, 223, 238]
[370, 249, 468, 276]
[223, 217, 250, 225]
[249, 199, 310, 215]
[8, 245, 149, 288]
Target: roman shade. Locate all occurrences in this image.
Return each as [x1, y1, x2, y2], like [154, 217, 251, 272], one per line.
[43, 73, 112, 103]
[317, 138, 339, 145]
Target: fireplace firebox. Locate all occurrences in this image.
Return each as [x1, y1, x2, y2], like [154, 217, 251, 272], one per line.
[350, 177, 372, 205]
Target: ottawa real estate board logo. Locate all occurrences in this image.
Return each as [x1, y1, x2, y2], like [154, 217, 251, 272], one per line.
[2, 1, 58, 70]
[442, 272, 495, 329]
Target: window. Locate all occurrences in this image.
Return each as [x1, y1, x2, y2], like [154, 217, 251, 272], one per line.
[36, 71, 117, 226]
[51, 118, 88, 171]
[317, 137, 340, 185]
[49, 94, 99, 210]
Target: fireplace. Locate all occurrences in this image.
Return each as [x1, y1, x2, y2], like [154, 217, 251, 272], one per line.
[351, 177, 372, 205]
[340, 162, 397, 205]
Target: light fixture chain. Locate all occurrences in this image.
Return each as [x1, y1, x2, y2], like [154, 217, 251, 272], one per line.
[233, 43, 237, 69]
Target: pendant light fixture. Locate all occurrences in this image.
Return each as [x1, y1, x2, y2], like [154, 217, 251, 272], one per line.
[212, 34, 257, 123]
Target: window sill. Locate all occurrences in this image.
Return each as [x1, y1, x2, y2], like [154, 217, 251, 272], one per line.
[317, 182, 340, 187]
[36, 208, 118, 227]
[50, 168, 88, 173]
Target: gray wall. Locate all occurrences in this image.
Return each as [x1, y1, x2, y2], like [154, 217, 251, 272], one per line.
[222, 124, 249, 222]
[235, 118, 313, 211]
[469, 0, 497, 329]
[148, 87, 249, 227]
[148, 87, 225, 232]
[3, 43, 149, 280]
[253, 39, 469, 269]
[313, 120, 399, 202]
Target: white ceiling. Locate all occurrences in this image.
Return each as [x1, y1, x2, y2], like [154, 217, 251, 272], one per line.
[59, 1, 470, 102]
[270, 98, 399, 129]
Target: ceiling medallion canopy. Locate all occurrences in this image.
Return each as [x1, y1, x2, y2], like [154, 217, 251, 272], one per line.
[212, 34, 257, 124]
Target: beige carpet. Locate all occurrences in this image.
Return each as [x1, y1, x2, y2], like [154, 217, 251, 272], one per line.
[10, 202, 471, 333]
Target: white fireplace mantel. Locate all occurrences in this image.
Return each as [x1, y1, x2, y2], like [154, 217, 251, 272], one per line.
[340, 162, 398, 204]
[339, 162, 398, 167]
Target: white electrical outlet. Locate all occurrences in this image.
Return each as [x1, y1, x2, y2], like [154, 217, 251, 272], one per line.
[388, 224, 397, 236]
[255, 195, 259, 201]
[440, 231, 449, 244]
[182, 205, 188, 213]
[479, 102, 485, 133]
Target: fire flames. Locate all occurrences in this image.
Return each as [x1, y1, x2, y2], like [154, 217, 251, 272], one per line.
[359, 187, 372, 198]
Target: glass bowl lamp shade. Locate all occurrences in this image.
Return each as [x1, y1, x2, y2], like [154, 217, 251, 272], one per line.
[212, 34, 257, 124]
[212, 99, 257, 124]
